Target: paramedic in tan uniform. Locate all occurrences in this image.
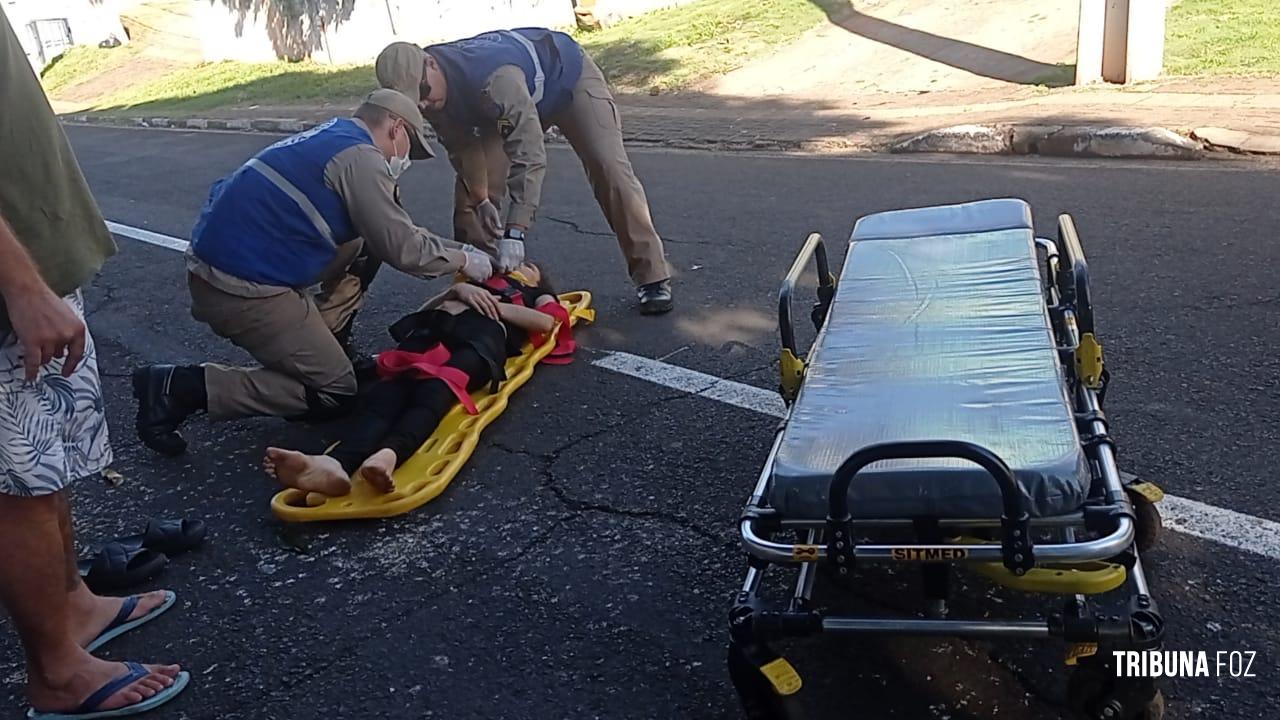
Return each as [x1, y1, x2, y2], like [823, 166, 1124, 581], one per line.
[132, 89, 497, 456]
[375, 28, 674, 315]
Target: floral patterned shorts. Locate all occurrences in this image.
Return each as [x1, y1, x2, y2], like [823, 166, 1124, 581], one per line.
[0, 291, 112, 496]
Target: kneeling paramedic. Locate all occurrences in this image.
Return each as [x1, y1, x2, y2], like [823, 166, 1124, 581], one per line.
[375, 28, 675, 315]
[133, 88, 495, 456]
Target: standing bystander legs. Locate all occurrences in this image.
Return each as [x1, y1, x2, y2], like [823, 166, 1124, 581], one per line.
[0, 6, 190, 718]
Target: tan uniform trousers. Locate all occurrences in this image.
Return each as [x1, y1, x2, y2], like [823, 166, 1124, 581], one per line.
[189, 252, 366, 421]
[452, 55, 671, 287]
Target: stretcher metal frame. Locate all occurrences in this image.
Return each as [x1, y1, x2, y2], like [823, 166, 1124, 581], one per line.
[728, 214, 1167, 720]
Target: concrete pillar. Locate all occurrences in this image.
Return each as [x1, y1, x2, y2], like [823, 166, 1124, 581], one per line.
[1075, 0, 1105, 84]
[1122, 0, 1167, 82]
[1101, 0, 1129, 83]
[1098, 0, 1166, 84]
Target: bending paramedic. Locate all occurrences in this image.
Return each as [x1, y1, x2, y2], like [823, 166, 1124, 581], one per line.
[375, 28, 675, 315]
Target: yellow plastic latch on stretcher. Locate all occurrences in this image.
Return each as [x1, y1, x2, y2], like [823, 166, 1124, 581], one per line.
[947, 536, 1126, 595]
[759, 658, 803, 696]
[1127, 481, 1164, 504]
[1075, 332, 1104, 389]
[1065, 642, 1099, 666]
[270, 292, 595, 522]
[779, 349, 806, 403]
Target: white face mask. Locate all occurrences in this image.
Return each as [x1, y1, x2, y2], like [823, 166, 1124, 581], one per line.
[386, 124, 412, 179]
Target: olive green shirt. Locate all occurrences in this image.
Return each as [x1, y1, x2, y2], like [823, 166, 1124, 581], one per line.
[426, 65, 549, 229]
[0, 7, 117, 330]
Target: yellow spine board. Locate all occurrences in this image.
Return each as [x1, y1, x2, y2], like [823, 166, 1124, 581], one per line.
[270, 292, 595, 522]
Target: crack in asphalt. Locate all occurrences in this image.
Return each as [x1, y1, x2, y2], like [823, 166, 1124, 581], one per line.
[721, 361, 775, 383]
[486, 385, 737, 546]
[541, 214, 613, 239]
[490, 439, 728, 546]
[541, 214, 715, 247]
[543, 482, 726, 545]
[494, 512, 582, 569]
[480, 359, 787, 547]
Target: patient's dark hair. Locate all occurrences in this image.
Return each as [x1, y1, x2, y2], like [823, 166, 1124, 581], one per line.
[513, 264, 556, 300]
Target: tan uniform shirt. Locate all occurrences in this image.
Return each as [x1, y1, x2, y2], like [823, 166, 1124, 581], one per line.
[188, 119, 468, 298]
[427, 65, 548, 229]
[0, 7, 117, 329]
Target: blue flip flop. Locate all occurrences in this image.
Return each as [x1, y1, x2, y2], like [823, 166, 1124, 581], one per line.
[86, 591, 177, 653]
[26, 663, 190, 719]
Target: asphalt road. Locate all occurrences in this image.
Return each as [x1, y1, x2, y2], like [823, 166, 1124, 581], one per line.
[1, 125, 1276, 719]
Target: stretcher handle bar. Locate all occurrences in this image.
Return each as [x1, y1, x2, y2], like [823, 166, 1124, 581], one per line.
[777, 512, 1085, 530]
[1056, 214, 1095, 335]
[739, 517, 1133, 564]
[826, 441, 1034, 574]
[826, 441, 1027, 524]
[778, 232, 832, 355]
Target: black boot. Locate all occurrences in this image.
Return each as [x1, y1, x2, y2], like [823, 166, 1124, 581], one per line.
[334, 312, 379, 385]
[132, 364, 206, 456]
[637, 279, 674, 315]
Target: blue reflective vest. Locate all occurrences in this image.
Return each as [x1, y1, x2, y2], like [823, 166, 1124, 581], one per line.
[427, 28, 584, 127]
[190, 118, 371, 287]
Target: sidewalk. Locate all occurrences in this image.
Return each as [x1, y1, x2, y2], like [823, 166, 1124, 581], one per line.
[63, 80, 1280, 158]
[53, 0, 1280, 159]
[607, 80, 1280, 154]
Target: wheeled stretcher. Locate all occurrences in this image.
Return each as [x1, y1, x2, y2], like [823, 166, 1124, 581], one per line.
[729, 199, 1167, 720]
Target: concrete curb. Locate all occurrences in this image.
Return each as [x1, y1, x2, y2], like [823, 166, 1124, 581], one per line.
[69, 114, 343, 136]
[63, 113, 816, 153]
[892, 124, 1206, 160]
[69, 113, 1235, 160]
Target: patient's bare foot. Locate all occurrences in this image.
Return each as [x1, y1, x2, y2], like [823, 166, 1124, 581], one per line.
[359, 448, 398, 493]
[263, 448, 351, 497]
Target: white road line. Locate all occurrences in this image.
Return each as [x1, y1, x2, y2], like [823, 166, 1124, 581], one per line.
[106, 221, 190, 252]
[1159, 495, 1280, 562]
[104, 223, 1280, 562]
[592, 350, 1280, 562]
[592, 351, 786, 418]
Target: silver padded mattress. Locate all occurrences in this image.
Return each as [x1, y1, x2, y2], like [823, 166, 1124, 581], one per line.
[768, 199, 1090, 520]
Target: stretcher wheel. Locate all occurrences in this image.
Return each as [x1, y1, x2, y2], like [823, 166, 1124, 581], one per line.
[1067, 656, 1164, 720]
[727, 643, 805, 720]
[1125, 487, 1162, 554]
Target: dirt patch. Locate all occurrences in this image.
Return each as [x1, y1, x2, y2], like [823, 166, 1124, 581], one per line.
[50, 1, 200, 110]
[704, 0, 1079, 103]
[55, 56, 185, 108]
